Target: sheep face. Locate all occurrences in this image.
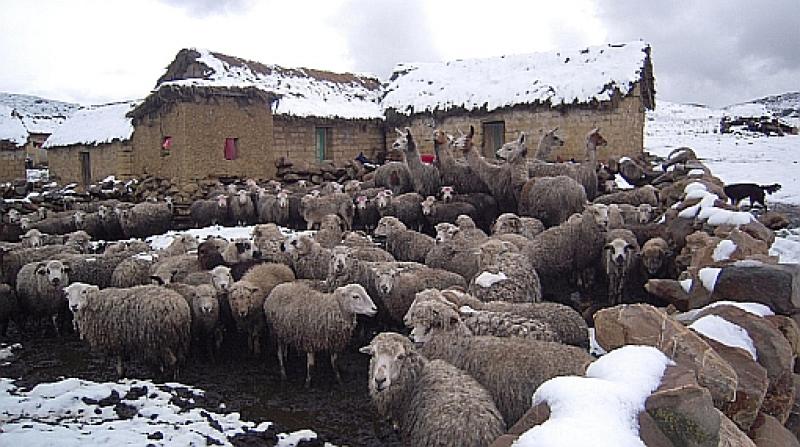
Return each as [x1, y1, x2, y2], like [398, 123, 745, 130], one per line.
[360, 332, 416, 393]
[355, 195, 368, 210]
[226, 184, 238, 194]
[320, 214, 344, 232]
[7, 209, 20, 223]
[233, 238, 255, 259]
[19, 217, 31, 231]
[210, 266, 233, 292]
[374, 217, 405, 237]
[336, 284, 377, 317]
[276, 191, 289, 208]
[36, 260, 70, 287]
[21, 229, 43, 248]
[216, 195, 228, 208]
[492, 213, 521, 235]
[590, 204, 610, 227]
[404, 299, 460, 344]
[605, 238, 634, 267]
[638, 204, 654, 224]
[329, 247, 351, 276]
[37, 207, 47, 219]
[237, 190, 250, 205]
[642, 238, 669, 275]
[440, 186, 454, 202]
[97, 205, 111, 219]
[421, 196, 436, 216]
[478, 240, 507, 269]
[376, 268, 398, 296]
[228, 281, 261, 318]
[194, 285, 219, 315]
[63, 282, 99, 314]
[375, 191, 392, 209]
[434, 223, 459, 244]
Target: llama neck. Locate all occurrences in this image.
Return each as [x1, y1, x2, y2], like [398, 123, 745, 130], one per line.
[585, 139, 598, 168]
[534, 138, 550, 161]
[403, 143, 425, 171]
[434, 140, 453, 164]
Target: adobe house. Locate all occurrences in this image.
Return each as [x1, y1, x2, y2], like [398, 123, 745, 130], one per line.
[382, 41, 655, 162]
[128, 49, 385, 181]
[43, 101, 138, 186]
[0, 93, 79, 167]
[0, 104, 28, 181]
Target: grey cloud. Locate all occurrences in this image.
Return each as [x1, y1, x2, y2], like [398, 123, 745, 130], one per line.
[596, 0, 800, 107]
[334, 0, 441, 78]
[159, 0, 255, 17]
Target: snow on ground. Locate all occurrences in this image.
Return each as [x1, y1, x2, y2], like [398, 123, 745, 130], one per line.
[646, 101, 800, 205]
[0, 377, 329, 447]
[689, 315, 757, 361]
[145, 225, 307, 251]
[514, 345, 673, 447]
[771, 228, 800, 263]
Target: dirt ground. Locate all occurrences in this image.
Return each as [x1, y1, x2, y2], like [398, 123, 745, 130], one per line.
[0, 324, 403, 447]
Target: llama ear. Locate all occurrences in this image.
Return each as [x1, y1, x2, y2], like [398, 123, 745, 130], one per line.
[395, 127, 404, 136]
[468, 125, 475, 138]
[359, 345, 374, 355]
[518, 132, 526, 144]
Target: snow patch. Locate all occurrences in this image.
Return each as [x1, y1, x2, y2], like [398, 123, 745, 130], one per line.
[0, 104, 28, 147]
[689, 315, 757, 361]
[588, 328, 606, 357]
[712, 240, 737, 262]
[679, 279, 693, 293]
[770, 232, 800, 264]
[698, 267, 722, 292]
[474, 271, 507, 288]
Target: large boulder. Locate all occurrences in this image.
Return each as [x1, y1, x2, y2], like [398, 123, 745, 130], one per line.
[710, 263, 800, 315]
[717, 409, 756, 447]
[594, 304, 738, 405]
[785, 374, 800, 441]
[749, 412, 800, 447]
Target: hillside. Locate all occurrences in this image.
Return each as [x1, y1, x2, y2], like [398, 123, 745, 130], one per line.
[0, 92, 79, 134]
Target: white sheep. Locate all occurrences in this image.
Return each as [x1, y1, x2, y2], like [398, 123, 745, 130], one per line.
[265, 282, 377, 387]
[230, 190, 256, 225]
[373, 263, 466, 324]
[360, 332, 505, 447]
[15, 259, 71, 334]
[602, 228, 641, 305]
[374, 216, 433, 264]
[282, 234, 332, 280]
[423, 223, 481, 281]
[161, 233, 198, 257]
[63, 282, 190, 378]
[469, 238, 541, 303]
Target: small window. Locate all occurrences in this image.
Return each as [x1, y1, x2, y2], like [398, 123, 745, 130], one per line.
[161, 136, 172, 157]
[315, 127, 331, 161]
[224, 138, 238, 160]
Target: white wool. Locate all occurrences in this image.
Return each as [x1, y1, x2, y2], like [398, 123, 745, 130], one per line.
[698, 267, 722, 292]
[712, 240, 737, 262]
[679, 279, 693, 293]
[689, 315, 757, 361]
[474, 271, 508, 288]
[43, 101, 138, 148]
[514, 346, 672, 447]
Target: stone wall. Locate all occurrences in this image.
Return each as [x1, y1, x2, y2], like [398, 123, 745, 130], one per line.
[47, 142, 123, 184]
[131, 96, 275, 181]
[272, 116, 385, 164]
[387, 89, 645, 163]
[0, 150, 25, 182]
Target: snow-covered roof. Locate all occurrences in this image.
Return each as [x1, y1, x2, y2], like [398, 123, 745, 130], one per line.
[43, 101, 138, 149]
[382, 41, 652, 116]
[0, 93, 79, 134]
[0, 104, 28, 147]
[155, 49, 384, 120]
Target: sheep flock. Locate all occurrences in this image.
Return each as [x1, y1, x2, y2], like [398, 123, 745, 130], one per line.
[1, 125, 797, 447]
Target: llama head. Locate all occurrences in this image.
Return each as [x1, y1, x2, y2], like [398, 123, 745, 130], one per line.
[391, 128, 408, 152]
[453, 126, 475, 153]
[496, 132, 528, 162]
[586, 127, 608, 149]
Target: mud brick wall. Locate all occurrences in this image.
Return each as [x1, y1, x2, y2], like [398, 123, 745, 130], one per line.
[47, 142, 123, 185]
[0, 150, 26, 182]
[272, 116, 385, 165]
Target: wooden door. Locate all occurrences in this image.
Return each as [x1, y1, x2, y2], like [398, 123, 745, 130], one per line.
[80, 152, 91, 186]
[482, 121, 505, 158]
[315, 127, 329, 161]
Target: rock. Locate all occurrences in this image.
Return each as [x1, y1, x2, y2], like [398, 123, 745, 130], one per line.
[645, 364, 721, 447]
[749, 412, 800, 447]
[758, 211, 790, 230]
[699, 305, 795, 423]
[710, 263, 800, 315]
[785, 374, 800, 441]
[701, 338, 768, 432]
[638, 412, 676, 447]
[717, 409, 756, 447]
[645, 278, 710, 311]
[594, 304, 738, 406]
[766, 315, 800, 363]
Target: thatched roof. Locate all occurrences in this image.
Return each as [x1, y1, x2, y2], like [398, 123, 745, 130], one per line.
[146, 49, 383, 120]
[382, 41, 655, 118]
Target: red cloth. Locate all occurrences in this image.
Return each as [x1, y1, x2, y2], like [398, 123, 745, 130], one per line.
[420, 154, 435, 164]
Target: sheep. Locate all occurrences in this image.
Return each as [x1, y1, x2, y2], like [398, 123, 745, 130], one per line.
[282, 234, 332, 280]
[256, 190, 290, 226]
[0, 245, 78, 287]
[353, 193, 380, 231]
[23, 213, 76, 235]
[374, 264, 466, 324]
[437, 288, 589, 348]
[300, 192, 354, 231]
[314, 214, 345, 249]
[360, 332, 505, 447]
[20, 229, 45, 248]
[339, 235, 395, 262]
[70, 210, 100, 241]
[265, 282, 377, 387]
[65, 252, 140, 289]
[372, 161, 413, 195]
[0, 283, 18, 337]
[15, 260, 71, 334]
[456, 126, 525, 213]
[424, 223, 482, 280]
[393, 128, 441, 197]
[325, 245, 394, 293]
[161, 234, 198, 257]
[103, 240, 150, 256]
[439, 187, 499, 233]
[64, 230, 92, 254]
[230, 189, 257, 225]
[221, 238, 256, 265]
[420, 195, 478, 231]
[405, 295, 593, 426]
[641, 237, 677, 279]
[373, 216, 434, 264]
[375, 190, 424, 231]
[63, 283, 190, 378]
[432, 128, 490, 194]
[594, 184, 659, 207]
[182, 265, 234, 293]
[96, 205, 125, 241]
[181, 283, 223, 360]
[149, 254, 202, 285]
[110, 255, 155, 288]
[197, 238, 227, 270]
[251, 223, 291, 265]
[190, 195, 229, 227]
[602, 229, 641, 305]
[491, 213, 544, 239]
[455, 214, 488, 243]
[519, 175, 588, 228]
[116, 202, 172, 239]
[469, 238, 541, 303]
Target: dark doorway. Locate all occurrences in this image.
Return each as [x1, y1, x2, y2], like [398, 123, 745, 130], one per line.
[80, 152, 91, 186]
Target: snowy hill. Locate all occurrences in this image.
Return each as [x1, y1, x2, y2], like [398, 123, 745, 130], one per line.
[752, 91, 800, 128]
[645, 100, 800, 205]
[0, 92, 79, 134]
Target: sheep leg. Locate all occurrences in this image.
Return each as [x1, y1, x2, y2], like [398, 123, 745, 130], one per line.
[304, 352, 315, 389]
[277, 343, 287, 381]
[115, 355, 125, 378]
[331, 353, 343, 386]
[51, 315, 60, 337]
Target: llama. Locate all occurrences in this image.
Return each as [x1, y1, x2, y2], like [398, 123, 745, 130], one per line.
[393, 128, 441, 198]
[433, 129, 490, 194]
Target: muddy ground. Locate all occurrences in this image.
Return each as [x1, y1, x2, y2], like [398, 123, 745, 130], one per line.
[0, 323, 403, 447]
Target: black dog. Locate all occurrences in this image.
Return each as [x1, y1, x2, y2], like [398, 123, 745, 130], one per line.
[723, 183, 781, 210]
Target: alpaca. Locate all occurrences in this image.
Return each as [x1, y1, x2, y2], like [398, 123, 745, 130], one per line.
[433, 129, 490, 194]
[575, 127, 606, 201]
[393, 128, 441, 198]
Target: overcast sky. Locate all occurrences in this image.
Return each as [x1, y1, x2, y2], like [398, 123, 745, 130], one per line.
[0, 0, 797, 108]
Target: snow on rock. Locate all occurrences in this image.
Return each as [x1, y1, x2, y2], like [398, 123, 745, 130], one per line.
[0, 377, 327, 447]
[43, 101, 138, 148]
[474, 271, 508, 288]
[0, 104, 28, 146]
[161, 49, 383, 120]
[698, 267, 722, 292]
[689, 315, 757, 361]
[679, 279, 693, 293]
[0, 343, 21, 365]
[770, 229, 800, 264]
[383, 41, 650, 116]
[676, 301, 775, 324]
[712, 240, 737, 262]
[513, 345, 673, 447]
[0, 92, 79, 134]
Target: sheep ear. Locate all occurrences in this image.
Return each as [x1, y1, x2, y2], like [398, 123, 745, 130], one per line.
[35, 263, 47, 275]
[150, 275, 165, 285]
[359, 345, 374, 355]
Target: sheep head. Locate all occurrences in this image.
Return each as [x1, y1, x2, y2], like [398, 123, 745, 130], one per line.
[237, 190, 250, 204]
[63, 282, 99, 314]
[21, 229, 43, 248]
[404, 297, 463, 344]
[434, 223, 459, 243]
[320, 214, 345, 232]
[605, 238, 635, 267]
[329, 246, 351, 276]
[7, 209, 20, 223]
[375, 190, 393, 209]
[642, 238, 670, 275]
[228, 280, 262, 319]
[375, 266, 399, 296]
[335, 283, 377, 317]
[421, 196, 436, 216]
[456, 214, 476, 230]
[440, 186, 454, 202]
[36, 260, 70, 287]
[210, 266, 233, 292]
[360, 332, 421, 394]
[355, 195, 369, 210]
[374, 216, 406, 237]
[37, 207, 48, 219]
[492, 213, 522, 235]
[194, 284, 219, 315]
